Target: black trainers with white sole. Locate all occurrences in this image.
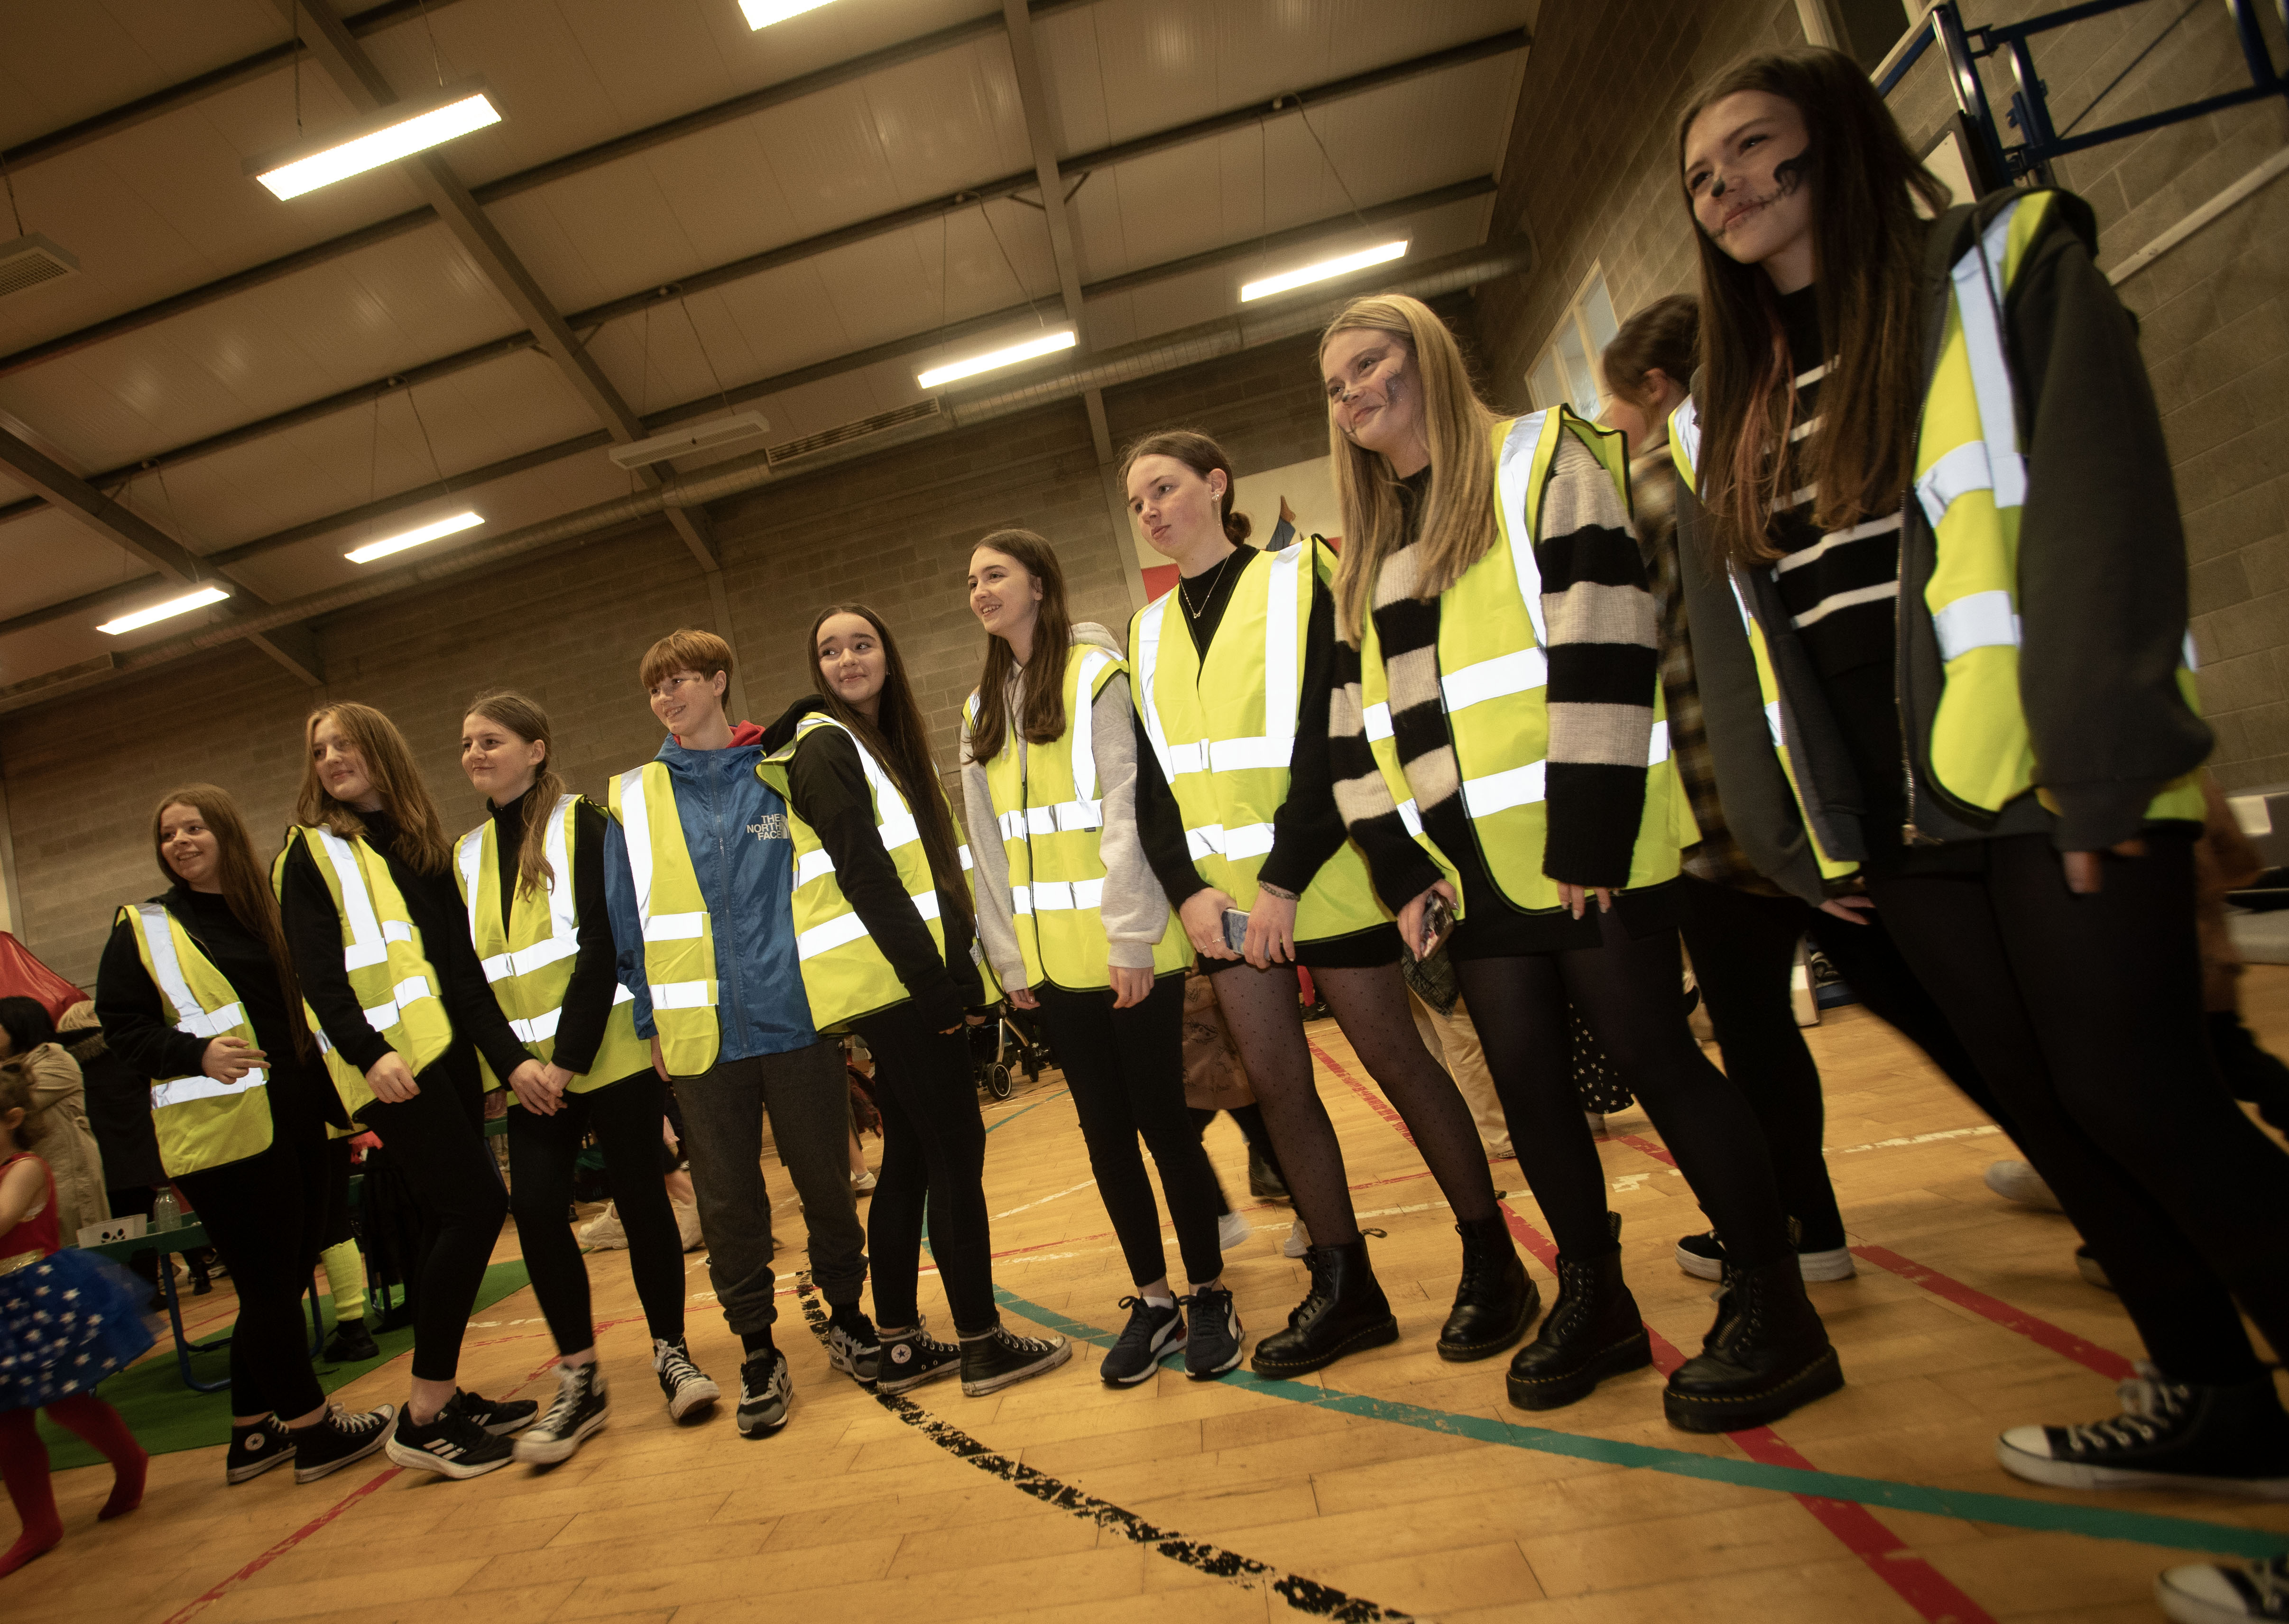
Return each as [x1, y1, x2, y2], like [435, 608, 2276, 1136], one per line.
[960, 1324, 1072, 1396]
[384, 1395, 515, 1479]
[291, 1403, 396, 1483]
[825, 1305, 882, 1388]
[1099, 1297, 1184, 1386]
[453, 1389, 539, 1437]
[654, 1336, 720, 1420]
[1181, 1286, 1244, 1382]
[1674, 1228, 1855, 1284]
[1995, 1367, 2289, 1496]
[225, 1416, 295, 1484]
[877, 1323, 962, 1395]
[2157, 1555, 2289, 1623]
[736, 1349, 794, 1437]
[515, 1362, 609, 1465]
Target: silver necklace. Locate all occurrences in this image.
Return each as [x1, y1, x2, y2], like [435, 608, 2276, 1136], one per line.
[1179, 547, 1238, 618]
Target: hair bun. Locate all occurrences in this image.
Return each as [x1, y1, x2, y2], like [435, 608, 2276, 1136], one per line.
[1225, 509, 1252, 544]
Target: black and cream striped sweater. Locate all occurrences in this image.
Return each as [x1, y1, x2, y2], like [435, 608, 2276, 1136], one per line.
[1329, 439, 1661, 903]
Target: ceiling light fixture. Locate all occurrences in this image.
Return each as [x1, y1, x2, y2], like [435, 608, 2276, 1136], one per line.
[97, 586, 231, 636]
[346, 510, 484, 564]
[606, 411, 773, 470]
[246, 80, 503, 201]
[917, 329, 1076, 391]
[1240, 239, 1410, 303]
[740, 0, 837, 28]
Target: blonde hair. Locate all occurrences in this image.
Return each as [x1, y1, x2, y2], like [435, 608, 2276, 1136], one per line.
[1321, 294, 1501, 644]
[297, 702, 454, 876]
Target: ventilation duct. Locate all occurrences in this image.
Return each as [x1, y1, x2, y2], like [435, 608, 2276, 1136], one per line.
[0, 235, 80, 300]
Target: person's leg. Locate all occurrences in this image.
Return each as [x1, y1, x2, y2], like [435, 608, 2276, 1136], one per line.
[357, 1064, 511, 1411]
[1412, 991, 1513, 1156]
[1224, 1103, 1288, 1188]
[1108, 976, 1225, 1290]
[178, 1133, 328, 1426]
[1316, 964, 1499, 1222]
[505, 1094, 595, 1360]
[1677, 878, 1844, 1251]
[755, 1039, 871, 1315]
[584, 1072, 688, 1346]
[1191, 1107, 1236, 1218]
[1034, 985, 1175, 1291]
[672, 1056, 781, 1344]
[1809, 907, 2016, 1130]
[0, 1403, 61, 1573]
[856, 1004, 998, 1336]
[1205, 963, 1359, 1246]
[42, 1394, 145, 1519]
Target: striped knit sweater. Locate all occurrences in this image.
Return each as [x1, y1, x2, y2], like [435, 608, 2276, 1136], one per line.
[1329, 436, 1660, 902]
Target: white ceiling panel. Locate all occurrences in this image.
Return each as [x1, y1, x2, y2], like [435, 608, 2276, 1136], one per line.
[0, 506, 151, 621]
[0, 0, 287, 151]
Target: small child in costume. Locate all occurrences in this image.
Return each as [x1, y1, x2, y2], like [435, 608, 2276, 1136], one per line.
[0, 1059, 153, 1577]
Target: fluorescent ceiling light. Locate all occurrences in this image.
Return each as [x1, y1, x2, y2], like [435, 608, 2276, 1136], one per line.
[1240, 239, 1410, 303]
[247, 81, 502, 201]
[97, 586, 231, 635]
[917, 329, 1076, 390]
[741, 0, 836, 27]
[607, 411, 773, 470]
[346, 511, 484, 564]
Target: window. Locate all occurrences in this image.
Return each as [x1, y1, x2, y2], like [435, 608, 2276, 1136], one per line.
[1526, 266, 1620, 420]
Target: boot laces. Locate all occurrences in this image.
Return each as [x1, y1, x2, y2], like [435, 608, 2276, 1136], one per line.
[2062, 1369, 2191, 1456]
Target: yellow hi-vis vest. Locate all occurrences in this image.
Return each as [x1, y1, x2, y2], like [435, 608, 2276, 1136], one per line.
[606, 762, 720, 1077]
[453, 795, 650, 1095]
[757, 715, 981, 1032]
[1910, 191, 2204, 823]
[969, 647, 1193, 991]
[119, 902, 274, 1176]
[1669, 399, 1860, 881]
[1130, 541, 1388, 938]
[276, 826, 454, 1119]
[1359, 408, 1694, 915]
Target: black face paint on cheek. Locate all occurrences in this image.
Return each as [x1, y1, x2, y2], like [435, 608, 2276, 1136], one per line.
[1772, 146, 1811, 197]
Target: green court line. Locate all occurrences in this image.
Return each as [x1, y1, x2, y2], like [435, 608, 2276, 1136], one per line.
[981, 1094, 2286, 1561]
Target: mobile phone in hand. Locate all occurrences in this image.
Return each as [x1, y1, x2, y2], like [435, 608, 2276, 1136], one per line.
[1419, 894, 1455, 958]
[1222, 908, 1252, 954]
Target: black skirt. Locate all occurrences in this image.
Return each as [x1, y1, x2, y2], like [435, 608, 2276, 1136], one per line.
[1200, 921, 1402, 975]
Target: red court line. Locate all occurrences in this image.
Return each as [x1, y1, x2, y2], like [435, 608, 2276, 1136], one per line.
[159, 1465, 404, 1624]
[1307, 1040, 2000, 1624]
[1613, 1130, 1675, 1166]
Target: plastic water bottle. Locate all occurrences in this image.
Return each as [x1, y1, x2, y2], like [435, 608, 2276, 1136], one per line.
[151, 1189, 180, 1232]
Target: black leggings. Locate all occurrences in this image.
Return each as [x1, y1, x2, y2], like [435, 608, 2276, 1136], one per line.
[1869, 832, 2289, 1385]
[1455, 908, 1791, 1269]
[357, 1057, 507, 1383]
[1205, 958, 1497, 1248]
[854, 1003, 997, 1336]
[1036, 977, 1225, 1290]
[176, 1121, 329, 1420]
[507, 1068, 686, 1355]
[320, 1138, 355, 1248]
[1190, 1105, 1286, 1215]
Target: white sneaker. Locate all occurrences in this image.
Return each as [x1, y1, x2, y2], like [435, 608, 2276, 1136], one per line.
[1217, 1211, 1251, 1252]
[578, 1202, 628, 1249]
[851, 1169, 877, 1194]
[1798, 1245, 1856, 1282]
[1282, 1219, 1311, 1259]
[673, 1195, 704, 1251]
[1984, 1159, 2062, 1212]
[2155, 1554, 2288, 1622]
[1583, 1112, 1606, 1135]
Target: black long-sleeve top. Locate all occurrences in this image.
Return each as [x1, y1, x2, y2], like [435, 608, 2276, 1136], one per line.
[1132, 544, 1352, 910]
[279, 810, 529, 1083]
[487, 790, 619, 1076]
[763, 698, 984, 1032]
[96, 886, 346, 1138]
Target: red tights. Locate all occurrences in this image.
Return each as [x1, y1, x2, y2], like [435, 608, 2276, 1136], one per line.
[0, 1397, 147, 1576]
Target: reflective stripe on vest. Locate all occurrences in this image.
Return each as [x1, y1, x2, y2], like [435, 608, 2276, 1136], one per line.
[608, 762, 721, 1072]
[1357, 409, 1687, 913]
[123, 903, 279, 1183]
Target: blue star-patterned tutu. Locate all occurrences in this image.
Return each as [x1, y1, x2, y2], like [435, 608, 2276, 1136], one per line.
[0, 1250, 155, 1411]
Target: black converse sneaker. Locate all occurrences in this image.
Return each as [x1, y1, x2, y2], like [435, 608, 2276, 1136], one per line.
[453, 1389, 539, 1437]
[736, 1348, 794, 1438]
[1181, 1286, 1244, 1382]
[1676, 1227, 1855, 1283]
[825, 1305, 882, 1388]
[291, 1403, 396, 1483]
[1995, 1366, 2289, 1496]
[226, 1415, 295, 1484]
[385, 1394, 516, 1479]
[514, 1362, 610, 1465]
[1098, 1297, 1184, 1386]
[960, 1324, 1072, 1396]
[654, 1336, 720, 1420]
[877, 1322, 962, 1396]
[2157, 1554, 2289, 1623]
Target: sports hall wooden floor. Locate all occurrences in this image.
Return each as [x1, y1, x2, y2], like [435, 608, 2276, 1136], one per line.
[13, 974, 2289, 1624]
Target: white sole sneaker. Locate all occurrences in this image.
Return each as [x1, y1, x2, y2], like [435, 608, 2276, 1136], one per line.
[2155, 1558, 2289, 1624]
[1983, 1158, 2063, 1211]
[1995, 1431, 2289, 1497]
[513, 1409, 609, 1466]
[1217, 1211, 1251, 1252]
[1282, 1220, 1310, 1260]
[1674, 1239, 1853, 1283]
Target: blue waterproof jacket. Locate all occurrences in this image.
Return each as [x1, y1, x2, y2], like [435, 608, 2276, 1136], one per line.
[603, 733, 818, 1064]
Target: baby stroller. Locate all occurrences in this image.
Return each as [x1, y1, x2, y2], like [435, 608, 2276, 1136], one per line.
[970, 1000, 1050, 1100]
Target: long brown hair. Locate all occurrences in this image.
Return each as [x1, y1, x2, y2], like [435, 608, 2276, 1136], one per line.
[807, 605, 974, 928]
[1679, 47, 1951, 566]
[1118, 430, 1253, 546]
[967, 529, 1074, 765]
[1320, 294, 1501, 644]
[1602, 293, 1701, 415]
[153, 784, 312, 1059]
[463, 691, 567, 900]
[296, 702, 454, 876]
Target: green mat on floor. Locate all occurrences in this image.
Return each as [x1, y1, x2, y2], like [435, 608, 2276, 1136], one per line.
[35, 1259, 534, 1470]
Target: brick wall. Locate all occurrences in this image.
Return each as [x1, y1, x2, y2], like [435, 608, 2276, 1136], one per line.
[1470, 0, 2289, 789]
[0, 328, 1367, 985]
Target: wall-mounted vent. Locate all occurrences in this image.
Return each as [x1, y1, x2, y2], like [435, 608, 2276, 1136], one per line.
[767, 398, 942, 465]
[0, 234, 81, 300]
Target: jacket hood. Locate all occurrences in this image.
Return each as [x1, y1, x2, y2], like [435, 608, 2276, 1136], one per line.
[1071, 621, 1124, 656]
[759, 695, 831, 755]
